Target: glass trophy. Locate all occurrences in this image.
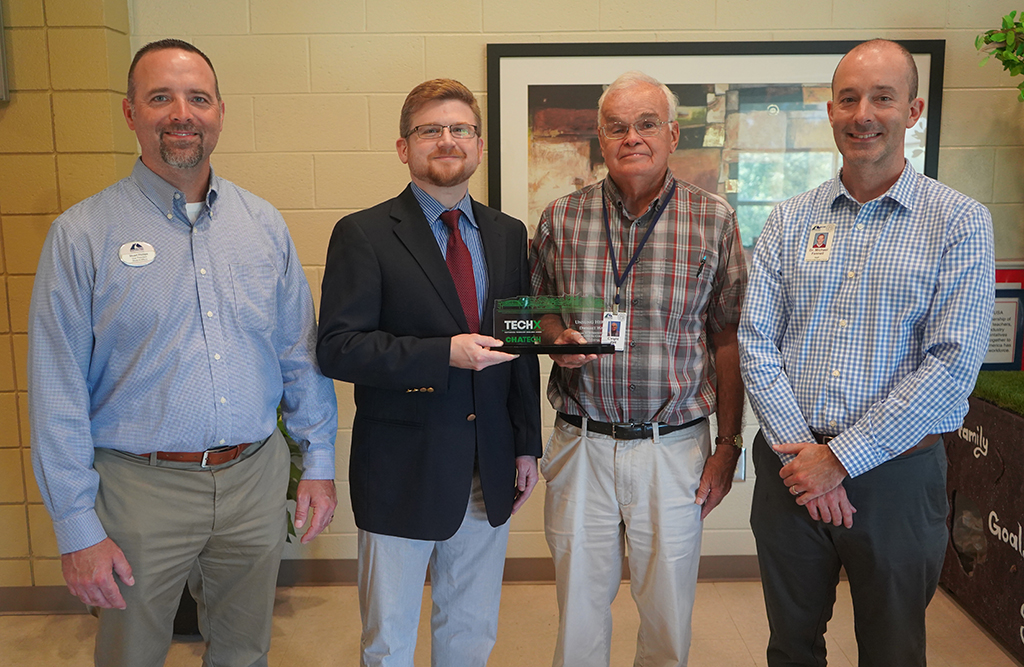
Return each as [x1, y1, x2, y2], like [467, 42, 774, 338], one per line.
[492, 295, 616, 354]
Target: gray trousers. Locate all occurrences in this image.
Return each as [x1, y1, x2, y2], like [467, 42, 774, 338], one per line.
[750, 430, 948, 667]
[92, 430, 289, 667]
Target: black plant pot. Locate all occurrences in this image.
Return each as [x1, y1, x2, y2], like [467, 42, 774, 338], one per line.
[172, 585, 202, 638]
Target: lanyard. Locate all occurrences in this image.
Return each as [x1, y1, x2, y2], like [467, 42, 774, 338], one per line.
[602, 181, 677, 312]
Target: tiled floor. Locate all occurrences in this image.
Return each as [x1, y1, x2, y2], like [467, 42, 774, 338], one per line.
[1, 581, 1020, 666]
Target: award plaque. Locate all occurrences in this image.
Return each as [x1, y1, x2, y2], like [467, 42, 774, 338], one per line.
[493, 295, 616, 354]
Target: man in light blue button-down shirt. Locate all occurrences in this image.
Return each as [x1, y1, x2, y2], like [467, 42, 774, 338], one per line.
[739, 40, 994, 666]
[28, 39, 337, 667]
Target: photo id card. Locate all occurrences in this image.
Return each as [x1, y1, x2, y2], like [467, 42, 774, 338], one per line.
[804, 224, 836, 262]
[602, 311, 627, 352]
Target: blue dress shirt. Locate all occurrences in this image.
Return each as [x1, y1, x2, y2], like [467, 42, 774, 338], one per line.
[410, 182, 488, 321]
[28, 159, 337, 554]
[739, 162, 995, 478]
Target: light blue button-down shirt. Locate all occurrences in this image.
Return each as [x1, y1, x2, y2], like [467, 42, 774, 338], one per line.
[29, 159, 337, 554]
[739, 162, 994, 478]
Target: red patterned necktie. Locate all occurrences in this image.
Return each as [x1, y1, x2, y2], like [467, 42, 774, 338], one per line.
[440, 209, 480, 333]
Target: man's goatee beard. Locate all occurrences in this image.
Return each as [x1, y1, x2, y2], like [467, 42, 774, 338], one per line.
[425, 167, 472, 188]
[161, 143, 205, 169]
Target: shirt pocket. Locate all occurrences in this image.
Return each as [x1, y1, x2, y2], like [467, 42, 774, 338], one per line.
[652, 245, 716, 320]
[230, 263, 278, 332]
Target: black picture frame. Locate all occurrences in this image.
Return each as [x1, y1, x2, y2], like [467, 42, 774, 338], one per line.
[486, 40, 945, 241]
[0, 2, 9, 103]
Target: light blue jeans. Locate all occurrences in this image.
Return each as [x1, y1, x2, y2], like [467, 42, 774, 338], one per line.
[357, 473, 510, 667]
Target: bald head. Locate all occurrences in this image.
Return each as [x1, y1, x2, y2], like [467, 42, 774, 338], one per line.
[832, 39, 918, 101]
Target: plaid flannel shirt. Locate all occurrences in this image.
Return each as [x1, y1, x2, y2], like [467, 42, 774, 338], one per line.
[530, 170, 747, 425]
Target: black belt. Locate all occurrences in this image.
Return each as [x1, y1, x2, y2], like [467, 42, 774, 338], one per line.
[558, 412, 705, 440]
[811, 431, 941, 455]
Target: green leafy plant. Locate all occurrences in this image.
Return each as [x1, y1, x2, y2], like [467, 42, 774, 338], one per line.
[977, 10, 1024, 101]
[277, 408, 305, 542]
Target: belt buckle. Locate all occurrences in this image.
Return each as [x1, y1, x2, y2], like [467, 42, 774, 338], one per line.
[201, 444, 233, 468]
[613, 422, 646, 439]
[612, 423, 630, 439]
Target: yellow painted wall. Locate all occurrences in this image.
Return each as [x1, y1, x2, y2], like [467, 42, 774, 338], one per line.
[0, 0, 136, 587]
[2, 0, 1022, 585]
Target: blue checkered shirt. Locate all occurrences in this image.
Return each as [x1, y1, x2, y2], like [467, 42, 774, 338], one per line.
[739, 162, 995, 477]
[29, 159, 338, 553]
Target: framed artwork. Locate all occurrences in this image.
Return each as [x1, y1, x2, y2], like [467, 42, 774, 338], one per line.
[486, 40, 945, 246]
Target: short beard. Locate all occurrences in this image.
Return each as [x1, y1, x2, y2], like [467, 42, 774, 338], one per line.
[423, 164, 471, 188]
[160, 123, 205, 169]
[160, 141, 204, 169]
[419, 147, 475, 188]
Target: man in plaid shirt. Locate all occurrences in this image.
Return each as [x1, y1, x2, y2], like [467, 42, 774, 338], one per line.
[739, 40, 994, 666]
[529, 71, 748, 667]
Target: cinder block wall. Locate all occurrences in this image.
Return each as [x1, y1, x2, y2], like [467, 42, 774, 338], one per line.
[0, 0, 135, 588]
[1, 0, 1022, 587]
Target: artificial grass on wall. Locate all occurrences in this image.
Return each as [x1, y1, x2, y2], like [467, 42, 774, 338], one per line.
[972, 371, 1024, 418]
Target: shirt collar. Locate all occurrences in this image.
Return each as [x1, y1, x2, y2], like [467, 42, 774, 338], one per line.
[130, 158, 220, 223]
[603, 169, 676, 225]
[410, 182, 477, 228]
[829, 160, 918, 211]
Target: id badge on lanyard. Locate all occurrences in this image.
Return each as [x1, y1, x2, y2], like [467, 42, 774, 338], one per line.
[601, 311, 628, 351]
[602, 182, 677, 352]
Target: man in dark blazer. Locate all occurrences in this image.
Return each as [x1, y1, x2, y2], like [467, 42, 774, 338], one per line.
[317, 79, 541, 667]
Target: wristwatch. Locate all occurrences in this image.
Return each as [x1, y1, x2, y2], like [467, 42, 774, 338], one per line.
[715, 434, 744, 450]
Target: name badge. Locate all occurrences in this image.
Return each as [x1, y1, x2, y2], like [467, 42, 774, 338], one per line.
[602, 311, 628, 352]
[804, 224, 836, 262]
[119, 241, 156, 267]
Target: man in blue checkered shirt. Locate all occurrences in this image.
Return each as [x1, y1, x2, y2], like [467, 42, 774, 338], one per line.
[739, 39, 994, 666]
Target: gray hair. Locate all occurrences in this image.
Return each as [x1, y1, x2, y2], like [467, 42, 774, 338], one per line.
[598, 71, 678, 123]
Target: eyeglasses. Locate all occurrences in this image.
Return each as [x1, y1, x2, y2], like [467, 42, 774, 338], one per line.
[407, 124, 479, 140]
[599, 118, 670, 139]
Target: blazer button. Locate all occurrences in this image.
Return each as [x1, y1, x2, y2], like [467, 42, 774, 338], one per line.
[466, 414, 476, 421]
[420, 387, 428, 392]
[427, 387, 434, 393]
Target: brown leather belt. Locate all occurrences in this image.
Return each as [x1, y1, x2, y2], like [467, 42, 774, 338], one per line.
[138, 443, 253, 467]
[811, 432, 941, 456]
[558, 412, 706, 440]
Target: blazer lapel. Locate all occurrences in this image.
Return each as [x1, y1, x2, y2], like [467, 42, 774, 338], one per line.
[391, 185, 469, 331]
[474, 200, 507, 336]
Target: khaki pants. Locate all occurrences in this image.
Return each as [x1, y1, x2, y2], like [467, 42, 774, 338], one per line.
[92, 430, 289, 667]
[357, 474, 510, 667]
[542, 417, 710, 667]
